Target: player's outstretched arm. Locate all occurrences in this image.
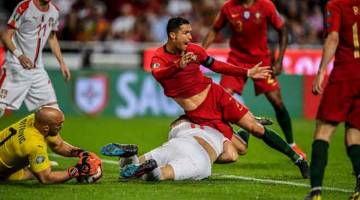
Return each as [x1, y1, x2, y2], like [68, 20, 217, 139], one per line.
[48, 31, 71, 81]
[202, 55, 271, 79]
[47, 134, 84, 157]
[312, 31, 339, 95]
[33, 167, 72, 184]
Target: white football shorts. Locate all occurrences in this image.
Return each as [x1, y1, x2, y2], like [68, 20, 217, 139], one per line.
[144, 137, 212, 181]
[0, 64, 57, 111]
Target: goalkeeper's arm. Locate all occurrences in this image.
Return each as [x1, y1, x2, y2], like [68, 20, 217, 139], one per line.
[32, 167, 73, 184]
[47, 134, 85, 157]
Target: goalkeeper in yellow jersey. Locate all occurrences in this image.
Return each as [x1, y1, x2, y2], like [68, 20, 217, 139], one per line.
[0, 106, 101, 184]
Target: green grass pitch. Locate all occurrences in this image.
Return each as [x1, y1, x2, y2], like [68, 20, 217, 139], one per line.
[0, 116, 354, 199]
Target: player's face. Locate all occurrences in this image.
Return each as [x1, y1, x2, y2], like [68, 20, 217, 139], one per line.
[173, 24, 192, 52]
[48, 121, 63, 136]
[48, 114, 64, 136]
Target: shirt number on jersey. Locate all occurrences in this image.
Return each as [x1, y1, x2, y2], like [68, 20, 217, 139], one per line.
[234, 20, 243, 32]
[37, 23, 47, 37]
[353, 22, 360, 59]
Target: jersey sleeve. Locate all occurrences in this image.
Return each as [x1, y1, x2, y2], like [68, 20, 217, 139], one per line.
[52, 14, 60, 31]
[213, 6, 228, 31]
[7, 1, 30, 29]
[45, 135, 58, 144]
[324, 1, 341, 35]
[267, 1, 284, 30]
[28, 143, 50, 173]
[191, 44, 248, 77]
[151, 55, 182, 80]
[192, 44, 208, 63]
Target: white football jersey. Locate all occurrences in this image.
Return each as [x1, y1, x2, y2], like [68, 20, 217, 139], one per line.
[6, 0, 59, 68]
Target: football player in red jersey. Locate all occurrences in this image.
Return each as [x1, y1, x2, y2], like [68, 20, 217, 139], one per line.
[150, 17, 309, 178]
[305, 0, 360, 199]
[202, 0, 307, 159]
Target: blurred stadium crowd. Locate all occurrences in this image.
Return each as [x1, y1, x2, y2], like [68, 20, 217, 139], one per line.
[0, 0, 327, 45]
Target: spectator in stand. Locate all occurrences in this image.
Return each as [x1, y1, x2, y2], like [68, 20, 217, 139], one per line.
[111, 3, 136, 40]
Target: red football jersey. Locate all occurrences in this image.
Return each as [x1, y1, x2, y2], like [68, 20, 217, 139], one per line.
[325, 0, 360, 82]
[150, 43, 212, 98]
[213, 0, 284, 65]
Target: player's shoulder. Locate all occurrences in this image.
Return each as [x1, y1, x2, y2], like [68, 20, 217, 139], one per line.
[256, 0, 276, 8]
[15, 0, 31, 15]
[152, 46, 166, 58]
[50, 2, 60, 13]
[222, 0, 237, 9]
[223, 0, 235, 6]
[327, 0, 348, 7]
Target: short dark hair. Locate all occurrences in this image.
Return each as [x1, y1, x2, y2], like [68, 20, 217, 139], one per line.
[166, 17, 190, 37]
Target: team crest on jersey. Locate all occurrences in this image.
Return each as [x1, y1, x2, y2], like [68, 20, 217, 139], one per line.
[151, 63, 160, 69]
[243, 11, 250, 20]
[0, 89, 7, 99]
[74, 74, 108, 115]
[36, 156, 45, 164]
[255, 11, 261, 23]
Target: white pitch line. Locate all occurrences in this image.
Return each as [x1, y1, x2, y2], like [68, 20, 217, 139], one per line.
[49, 154, 352, 193]
[215, 174, 352, 193]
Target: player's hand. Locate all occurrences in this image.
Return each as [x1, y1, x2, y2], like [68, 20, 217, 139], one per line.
[60, 63, 71, 81]
[18, 55, 34, 69]
[179, 52, 197, 68]
[272, 60, 283, 76]
[312, 72, 325, 95]
[248, 62, 271, 79]
[68, 152, 102, 178]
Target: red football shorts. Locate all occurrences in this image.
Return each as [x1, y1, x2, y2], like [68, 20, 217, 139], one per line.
[185, 83, 249, 139]
[317, 80, 360, 129]
[220, 59, 280, 95]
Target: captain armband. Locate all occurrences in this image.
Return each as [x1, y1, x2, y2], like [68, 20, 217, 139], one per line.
[202, 56, 215, 68]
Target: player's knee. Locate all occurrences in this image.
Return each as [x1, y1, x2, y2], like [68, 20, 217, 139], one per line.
[247, 123, 265, 138]
[237, 146, 247, 155]
[42, 102, 59, 109]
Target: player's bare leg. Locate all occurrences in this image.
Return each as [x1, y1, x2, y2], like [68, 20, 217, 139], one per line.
[265, 89, 307, 159]
[237, 112, 309, 178]
[41, 102, 60, 110]
[346, 127, 360, 200]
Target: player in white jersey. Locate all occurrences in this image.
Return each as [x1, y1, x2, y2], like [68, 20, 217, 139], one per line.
[101, 119, 243, 181]
[0, 0, 70, 117]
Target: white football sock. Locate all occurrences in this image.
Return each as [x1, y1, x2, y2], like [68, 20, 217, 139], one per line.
[119, 155, 139, 168]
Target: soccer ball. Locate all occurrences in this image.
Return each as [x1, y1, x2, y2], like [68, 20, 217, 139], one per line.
[76, 166, 103, 183]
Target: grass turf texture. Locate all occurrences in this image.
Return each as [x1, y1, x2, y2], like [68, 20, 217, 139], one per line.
[0, 116, 354, 200]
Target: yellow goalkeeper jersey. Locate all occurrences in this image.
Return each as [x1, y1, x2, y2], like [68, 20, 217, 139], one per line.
[0, 114, 53, 173]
